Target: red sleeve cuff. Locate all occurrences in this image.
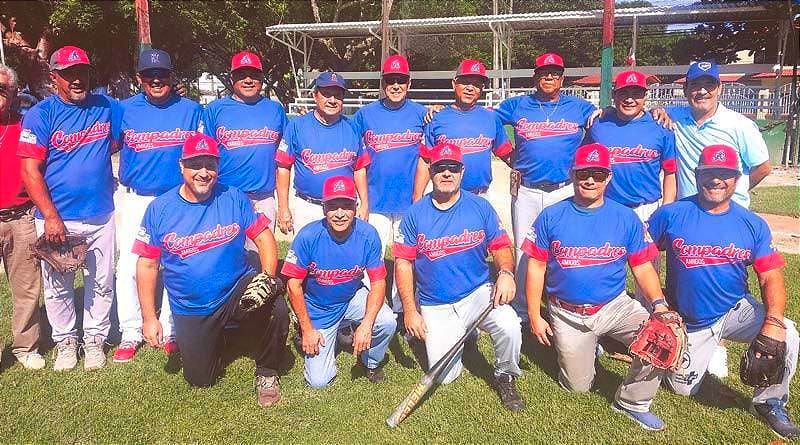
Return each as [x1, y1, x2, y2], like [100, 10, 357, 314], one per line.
[281, 261, 308, 279]
[275, 150, 294, 168]
[661, 158, 677, 173]
[493, 140, 513, 158]
[488, 233, 512, 251]
[132, 240, 161, 259]
[17, 142, 47, 160]
[110, 140, 121, 154]
[392, 243, 417, 260]
[418, 144, 430, 160]
[628, 243, 659, 267]
[245, 214, 271, 239]
[521, 239, 549, 262]
[754, 252, 785, 273]
[354, 151, 371, 170]
[367, 264, 387, 282]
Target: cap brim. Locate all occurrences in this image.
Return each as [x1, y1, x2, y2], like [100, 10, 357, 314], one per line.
[51, 61, 91, 70]
[613, 84, 648, 92]
[686, 74, 720, 83]
[431, 158, 464, 166]
[181, 153, 220, 160]
[322, 195, 357, 202]
[695, 165, 738, 171]
[573, 165, 610, 171]
[231, 65, 263, 72]
[535, 65, 564, 71]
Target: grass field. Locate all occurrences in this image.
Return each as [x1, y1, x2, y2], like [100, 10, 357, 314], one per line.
[1, 248, 798, 443]
[751, 186, 800, 218]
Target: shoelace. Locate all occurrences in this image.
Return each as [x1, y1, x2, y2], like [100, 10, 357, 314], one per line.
[496, 377, 517, 398]
[257, 376, 278, 389]
[57, 342, 77, 357]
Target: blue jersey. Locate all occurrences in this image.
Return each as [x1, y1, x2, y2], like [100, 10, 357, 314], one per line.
[281, 219, 386, 329]
[203, 96, 287, 194]
[495, 94, 596, 184]
[523, 198, 656, 305]
[351, 99, 426, 214]
[18, 94, 120, 220]
[117, 93, 203, 195]
[585, 112, 677, 206]
[648, 196, 784, 330]
[423, 106, 512, 192]
[275, 113, 369, 200]
[393, 192, 511, 306]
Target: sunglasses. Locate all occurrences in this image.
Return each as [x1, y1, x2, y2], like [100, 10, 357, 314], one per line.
[183, 157, 219, 171]
[536, 70, 564, 79]
[323, 199, 357, 211]
[232, 69, 263, 83]
[455, 77, 486, 88]
[384, 75, 409, 86]
[575, 169, 609, 182]
[431, 163, 463, 175]
[697, 168, 738, 181]
[140, 69, 171, 80]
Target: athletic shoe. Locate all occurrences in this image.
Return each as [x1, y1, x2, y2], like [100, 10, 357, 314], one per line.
[112, 340, 140, 363]
[83, 336, 106, 371]
[752, 398, 800, 440]
[17, 352, 46, 370]
[163, 339, 180, 355]
[494, 373, 525, 412]
[707, 344, 729, 378]
[612, 403, 665, 431]
[256, 375, 280, 407]
[53, 338, 78, 371]
[359, 362, 386, 383]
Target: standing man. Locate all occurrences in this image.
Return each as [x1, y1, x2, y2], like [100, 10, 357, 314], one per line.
[203, 51, 287, 230]
[282, 175, 396, 387]
[275, 72, 370, 235]
[18, 46, 119, 371]
[648, 144, 799, 440]
[494, 52, 597, 320]
[412, 59, 512, 201]
[0, 64, 44, 370]
[524, 143, 670, 431]
[134, 134, 289, 406]
[113, 48, 203, 363]
[394, 143, 525, 412]
[351, 54, 426, 314]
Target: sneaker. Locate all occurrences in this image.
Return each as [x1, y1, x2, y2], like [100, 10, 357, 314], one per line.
[53, 338, 79, 371]
[612, 403, 665, 431]
[359, 362, 386, 383]
[112, 340, 140, 363]
[494, 373, 525, 412]
[163, 339, 180, 355]
[83, 336, 107, 371]
[255, 375, 281, 407]
[752, 399, 800, 440]
[707, 345, 729, 378]
[17, 352, 46, 370]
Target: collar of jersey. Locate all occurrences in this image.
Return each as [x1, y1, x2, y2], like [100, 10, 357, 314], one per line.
[379, 97, 408, 112]
[568, 197, 606, 215]
[143, 92, 179, 109]
[428, 191, 463, 212]
[692, 194, 735, 217]
[228, 95, 264, 107]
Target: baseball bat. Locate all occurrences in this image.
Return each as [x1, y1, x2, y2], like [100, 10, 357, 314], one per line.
[386, 302, 495, 428]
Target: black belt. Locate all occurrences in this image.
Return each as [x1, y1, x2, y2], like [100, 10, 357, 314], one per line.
[0, 201, 34, 222]
[296, 192, 323, 205]
[125, 186, 160, 197]
[627, 200, 659, 209]
[247, 191, 274, 200]
[521, 180, 571, 192]
[468, 187, 489, 194]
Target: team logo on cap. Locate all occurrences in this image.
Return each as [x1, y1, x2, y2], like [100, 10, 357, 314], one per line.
[68, 50, 80, 62]
[470, 63, 480, 73]
[440, 146, 452, 156]
[150, 53, 160, 63]
[333, 180, 346, 192]
[240, 54, 251, 64]
[196, 139, 209, 151]
[544, 55, 555, 65]
[712, 149, 726, 162]
[626, 73, 638, 83]
[698, 61, 712, 71]
[391, 59, 401, 70]
[587, 149, 600, 162]
[330, 73, 337, 81]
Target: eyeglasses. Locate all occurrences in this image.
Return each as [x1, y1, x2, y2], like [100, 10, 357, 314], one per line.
[431, 163, 463, 175]
[183, 157, 218, 171]
[140, 69, 171, 80]
[316, 88, 344, 100]
[574, 169, 609, 182]
[536, 70, 564, 79]
[384, 75, 409, 86]
[697, 168, 738, 181]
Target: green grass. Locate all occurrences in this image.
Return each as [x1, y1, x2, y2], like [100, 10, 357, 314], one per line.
[750, 186, 800, 218]
[1, 249, 799, 443]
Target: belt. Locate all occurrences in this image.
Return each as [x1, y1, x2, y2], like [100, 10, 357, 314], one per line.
[296, 192, 323, 206]
[468, 187, 489, 195]
[627, 199, 659, 209]
[0, 201, 34, 222]
[522, 180, 572, 192]
[125, 186, 160, 197]
[247, 191, 274, 201]
[549, 295, 605, 316]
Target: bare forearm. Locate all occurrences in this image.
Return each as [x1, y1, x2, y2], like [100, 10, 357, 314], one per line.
[362, 280, 386, 327]
[253, 230, 278, 274]
[412, 159, 430, 202]
[525, 259, 546, 319]
[395, 258, 417, 313]
[287, 279, 315, 333]
[21, 159, 59, 219]
[749, 161, 771, 190]
[276, 167, 291, 209]
[136, 258, 160, 321]
[354, 168, 369, 211]
[662, 172, 676, 204]
[760, 268, 787, 319]
[492, 247, 514, 272]
[631, 262, 666, 304]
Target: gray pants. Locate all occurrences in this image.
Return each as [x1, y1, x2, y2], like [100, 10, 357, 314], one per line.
[511, 184, 574, 321]
[667, 294, 799, 404]
[550, 292, 664, 412]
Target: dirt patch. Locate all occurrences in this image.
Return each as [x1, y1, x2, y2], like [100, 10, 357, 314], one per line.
[759, 212, 800, 255]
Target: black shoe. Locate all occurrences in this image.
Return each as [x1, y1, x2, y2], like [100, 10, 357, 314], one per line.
[360, 362, 385, 383]
[494, 373, 525, 412]
[752, 399, 800, 440]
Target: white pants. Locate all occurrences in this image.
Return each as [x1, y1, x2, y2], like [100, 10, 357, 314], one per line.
[368, 212, 403, 312]
[631, 201, 661, 305]
[36, 213, 116, 343]
[292, 192, 324, 235]
[420, 282, 522, 384]
[245, 194, 276, 252]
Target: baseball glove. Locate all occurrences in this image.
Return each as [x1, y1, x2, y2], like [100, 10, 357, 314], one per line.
[629, 310, 688, 371]
[31, 234, 89, 274]
[239, 272, 285, 313]
[740, 333, 786, 387]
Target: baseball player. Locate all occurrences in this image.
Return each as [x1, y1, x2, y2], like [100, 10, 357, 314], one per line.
[412, 59, 512, 202]
[394, 142, 524, 412]
[113, 48, 203, 363]
[493, 52, 597, 321]
[275, 72, 369, 235]
[524, 143, 670, 431]
[350, 54, 426, 314]
[134, 133, 288, 406]
[203, 51, 287, 233]
[648, 143, 799, 440]
[18, 46, 119, 371]
[282, 175, 396, 387]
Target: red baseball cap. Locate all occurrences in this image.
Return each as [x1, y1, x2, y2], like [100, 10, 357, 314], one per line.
[697, 144, 740, 171]
[455, 59, 488, 81]
[573, 143, 611, 170]
[322, 175, 357, 202]
[614, 70, 648, 91]
[535, 53, 564, 70]
[182, 134, 220, 159]
[231, 51, 263, 72]
[429, 142, 463, 165]
[50, 46, 91, 70]
[382, 54, 410, 76]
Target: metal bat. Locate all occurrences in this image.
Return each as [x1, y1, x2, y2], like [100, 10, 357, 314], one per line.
[386, 302, 495, 428]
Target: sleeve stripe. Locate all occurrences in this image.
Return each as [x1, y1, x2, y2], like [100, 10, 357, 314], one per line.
[275, 150, 294, 168]
[661, 158, 677, 173]
[628, 243, 659, 267]
[391, 242, 417, 260]
[753, 252, 785, 273]
[367, 264, 387, 282]
[132, 239, 161, 259]
[521, 239, 549, 262]
[245, 214, 270, 240]
[493, 140, 513, 158]
[281, 261, 308, 279]
[17, 142, 47, 160]
[488, 233, 512, 251]
[354, 151, 371, 170]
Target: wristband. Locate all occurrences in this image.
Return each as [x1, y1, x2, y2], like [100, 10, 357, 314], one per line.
[650, 298, 668, 311]
[765, 315, 787, 330]
[498, 269, 514, 279]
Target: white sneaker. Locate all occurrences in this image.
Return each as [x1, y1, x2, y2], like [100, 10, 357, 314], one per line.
[53, 338, 79, 371]
[707, 345, 729, 378]
[83, 336, 107, 371]
[17, 352, 46, 370]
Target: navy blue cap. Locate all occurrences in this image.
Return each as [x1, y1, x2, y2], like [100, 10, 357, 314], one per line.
[314, 72, 347, 90]
[137, 49, 173, 73]
[686, 60, 719, 83]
